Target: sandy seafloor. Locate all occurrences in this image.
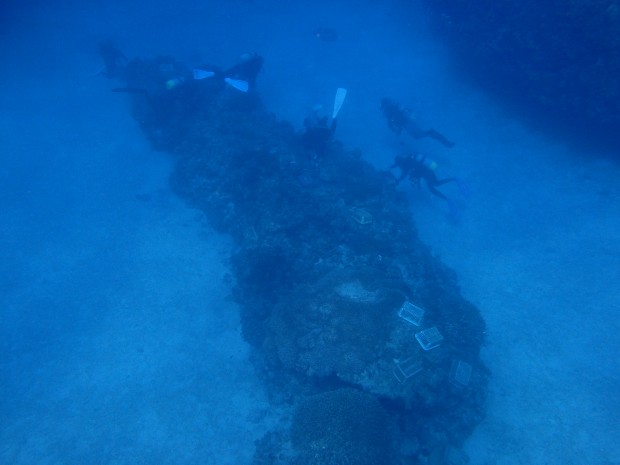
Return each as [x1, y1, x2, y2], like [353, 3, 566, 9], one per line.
[1, 0, 619, 464]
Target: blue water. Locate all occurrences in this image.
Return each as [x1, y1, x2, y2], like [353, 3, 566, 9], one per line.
[1, 0, 619, 464]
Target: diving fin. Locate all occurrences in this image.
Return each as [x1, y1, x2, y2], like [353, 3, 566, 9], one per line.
[332, 87, 347, 119]
[224, 77, 249, 92]
[193, 69, 216, 80]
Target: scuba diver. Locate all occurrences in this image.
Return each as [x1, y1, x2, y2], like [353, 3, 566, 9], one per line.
[100, 45, 263, 95]
[381, 97, 454, 148]
[301, 88, 347, 156]
[100, 49, 265, 150]
[390, 153, 457, 201]
[301, 112, 337, 156]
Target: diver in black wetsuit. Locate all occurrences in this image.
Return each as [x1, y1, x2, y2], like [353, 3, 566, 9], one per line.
[301, 114, 337, 156]
[381, 97, 454, 148]
[103, 46, 263, 96]
[390, 153, 457, 200]
[300, 88, 346, 157]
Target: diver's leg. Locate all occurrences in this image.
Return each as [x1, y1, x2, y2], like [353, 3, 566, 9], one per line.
[427, 185, 448, 200]
[405, 122, 425, 139]
[426, 129, 455, 148]
[435, 177, 457, 186]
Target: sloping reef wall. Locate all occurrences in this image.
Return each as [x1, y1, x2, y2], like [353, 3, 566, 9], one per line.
[119, 56, 488, 465]
[423, 0, 620, 151]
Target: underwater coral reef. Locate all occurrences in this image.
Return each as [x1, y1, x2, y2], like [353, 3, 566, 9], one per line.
[117, 54, 488, 464]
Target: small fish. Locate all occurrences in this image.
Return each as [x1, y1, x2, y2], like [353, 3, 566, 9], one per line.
[314, 27, 338, 42]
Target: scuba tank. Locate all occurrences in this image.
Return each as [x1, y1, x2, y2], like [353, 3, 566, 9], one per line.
[165, 76, 185, 90]
[416, 153, 438, 171]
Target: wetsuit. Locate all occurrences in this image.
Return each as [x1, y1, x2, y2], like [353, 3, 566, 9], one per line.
[391, 153, 456, 200]
[381, 98, 454, 148]
[301, 115, 337, 156]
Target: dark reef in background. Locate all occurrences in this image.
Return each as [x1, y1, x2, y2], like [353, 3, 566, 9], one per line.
[116, 55, 488, 464]
[422, 0, 620, 153]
